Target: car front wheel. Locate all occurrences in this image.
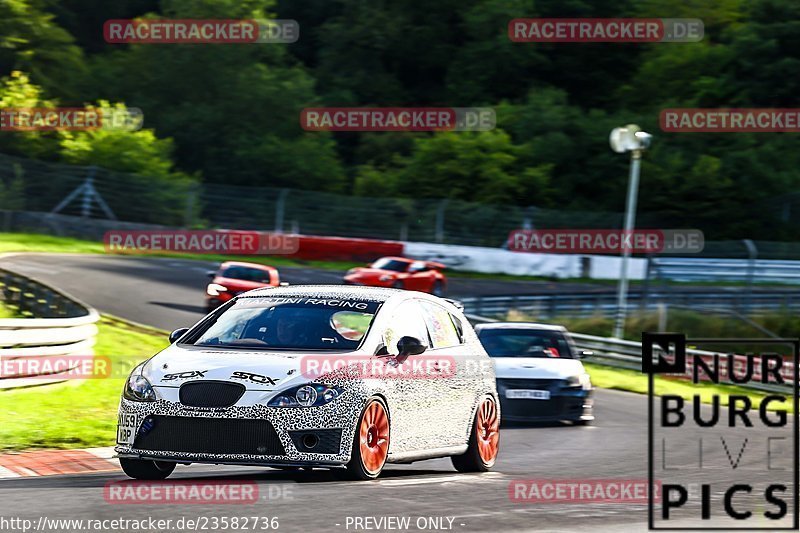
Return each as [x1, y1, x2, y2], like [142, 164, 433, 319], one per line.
[338, 398, 390, 480]
[119, 458, 176, 480]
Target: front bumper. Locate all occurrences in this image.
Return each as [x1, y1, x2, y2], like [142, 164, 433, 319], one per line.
[496, 379, 594, 422]
[115, 397, 358, 466]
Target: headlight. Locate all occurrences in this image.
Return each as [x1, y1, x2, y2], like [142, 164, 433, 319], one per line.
[379, 274, 393, 281]
[206, 283, 228, 296]
[123, 366, 156, 402]
[346, 268, 358, 275]
[268, 383, 343, 408]
[565, 374, 592, 390]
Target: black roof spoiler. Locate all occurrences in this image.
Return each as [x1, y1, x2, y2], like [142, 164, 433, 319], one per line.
[444, 298, 464, 311]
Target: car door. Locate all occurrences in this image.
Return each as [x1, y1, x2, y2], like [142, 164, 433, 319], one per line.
[379, 299, 442, 452]
[404, 261, 432, 292]
[417, 300, 473, 447]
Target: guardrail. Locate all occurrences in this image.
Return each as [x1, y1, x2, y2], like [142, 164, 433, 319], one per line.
[459, 288, 800, 319]
[465, 314, 791, 394]
[651, 257, 800, 284]
[0, 266, 100, 390]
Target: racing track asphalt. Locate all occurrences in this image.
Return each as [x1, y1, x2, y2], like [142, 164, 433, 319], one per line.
[0, 253, 795, 532]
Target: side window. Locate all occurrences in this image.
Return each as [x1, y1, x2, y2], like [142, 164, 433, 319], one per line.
[420, 301, 462, 349]
[383, 301, 430, 355]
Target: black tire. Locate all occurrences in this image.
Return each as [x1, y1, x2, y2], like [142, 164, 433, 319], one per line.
[392, 280, 404, 290]
[431, 280, 444, 296]
[452, 396, 500, 473]
[119, 458, 176, 480]
[336, 397, 390, 481]
[574, 418, 593, 426]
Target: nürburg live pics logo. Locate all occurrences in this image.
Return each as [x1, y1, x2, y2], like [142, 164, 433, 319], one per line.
[644, 332, 799, 530]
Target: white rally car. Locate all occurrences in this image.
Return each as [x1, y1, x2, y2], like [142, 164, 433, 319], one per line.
[116, 285, 500, 480]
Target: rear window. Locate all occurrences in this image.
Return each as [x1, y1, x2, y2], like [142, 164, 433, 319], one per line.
[189, 297, 379, 350]
[219, 265, 271, 283]
[478, 329, 574, 359]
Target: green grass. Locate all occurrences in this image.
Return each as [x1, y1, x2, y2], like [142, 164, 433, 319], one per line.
[0, 315, 168, 451]
[584, 362, 792, 413]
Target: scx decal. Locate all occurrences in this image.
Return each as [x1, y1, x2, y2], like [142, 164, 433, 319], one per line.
[231, 371, 279, 386]
[162, 370, 207, 381]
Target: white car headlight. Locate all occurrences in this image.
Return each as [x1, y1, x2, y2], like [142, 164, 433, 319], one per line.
[268, 384, 342, 408]
[206, 283, 228, 296]
[123, 366, 156, 402]
[566, 373, 592, 390]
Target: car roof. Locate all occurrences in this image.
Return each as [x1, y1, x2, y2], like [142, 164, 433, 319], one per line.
[375, 256, 412, 263]
[475, 322, 568, 333]
[242, 284, 406, 303]
[220, 261, 274, 270]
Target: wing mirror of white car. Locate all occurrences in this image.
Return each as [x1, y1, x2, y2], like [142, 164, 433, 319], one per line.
[579, 350, 593, 358]
[395, 336, 427, 363]
[169, 328, 190, 344]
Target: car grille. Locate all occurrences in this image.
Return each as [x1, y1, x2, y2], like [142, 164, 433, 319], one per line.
[497, 378, 560, 392]
[179, 381, 245, 408]
[134, 416, 286, 455]
[289, 429, 342, 454]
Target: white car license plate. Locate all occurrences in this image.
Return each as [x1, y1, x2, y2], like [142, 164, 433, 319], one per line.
[506, 389, 550, 400]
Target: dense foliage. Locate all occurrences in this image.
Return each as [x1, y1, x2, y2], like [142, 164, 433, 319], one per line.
[0, 0, 798, 239]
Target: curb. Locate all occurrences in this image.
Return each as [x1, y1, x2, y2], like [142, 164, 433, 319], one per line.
[0, 447, 119, 478]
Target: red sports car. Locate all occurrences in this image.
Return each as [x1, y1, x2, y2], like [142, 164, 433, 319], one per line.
[343, 256, 447, 295]
[205, 261, 280, 312]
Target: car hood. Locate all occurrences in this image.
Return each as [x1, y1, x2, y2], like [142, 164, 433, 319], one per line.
[492, 357, 586, 380]
[143, 344, 328, 391]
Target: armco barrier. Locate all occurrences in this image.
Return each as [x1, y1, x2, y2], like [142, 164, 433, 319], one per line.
[0, 266, 100, 390]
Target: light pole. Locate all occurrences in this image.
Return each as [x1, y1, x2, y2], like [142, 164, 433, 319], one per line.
[609, 125, 652, 339]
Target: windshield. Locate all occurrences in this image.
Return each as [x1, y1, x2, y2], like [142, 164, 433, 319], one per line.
[191, 297, 379, 350]
[479, 329, 574, 359]
[219, 265, 271, 283]
[371, 258, 409, 272]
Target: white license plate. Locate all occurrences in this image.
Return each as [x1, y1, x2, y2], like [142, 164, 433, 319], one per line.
[506, 389, 550, 400]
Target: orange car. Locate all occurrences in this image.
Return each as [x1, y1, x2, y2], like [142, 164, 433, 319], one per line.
[205, 261, 280, 312]
[343, 256, 446, 296]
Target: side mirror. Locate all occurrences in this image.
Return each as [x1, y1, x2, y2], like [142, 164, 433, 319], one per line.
[396, 336, 427, 360]
[579, 350, 593, 359]
[206, 270, 216, 279]
[169, 327, 190, 344]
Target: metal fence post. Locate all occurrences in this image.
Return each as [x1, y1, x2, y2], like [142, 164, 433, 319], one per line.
[435, 199, 449, 243]
[743, 239, 757, 313]
[275, 189, 289, 232]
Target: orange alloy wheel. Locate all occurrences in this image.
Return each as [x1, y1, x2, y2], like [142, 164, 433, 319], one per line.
[359, 400, 390, 474]
[475, 397, 500, 464]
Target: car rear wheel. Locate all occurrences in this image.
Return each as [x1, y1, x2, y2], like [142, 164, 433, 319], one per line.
[452, 396, 500, 472]
[338, 398, 390, 480]
[119, 458, 176, 480]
